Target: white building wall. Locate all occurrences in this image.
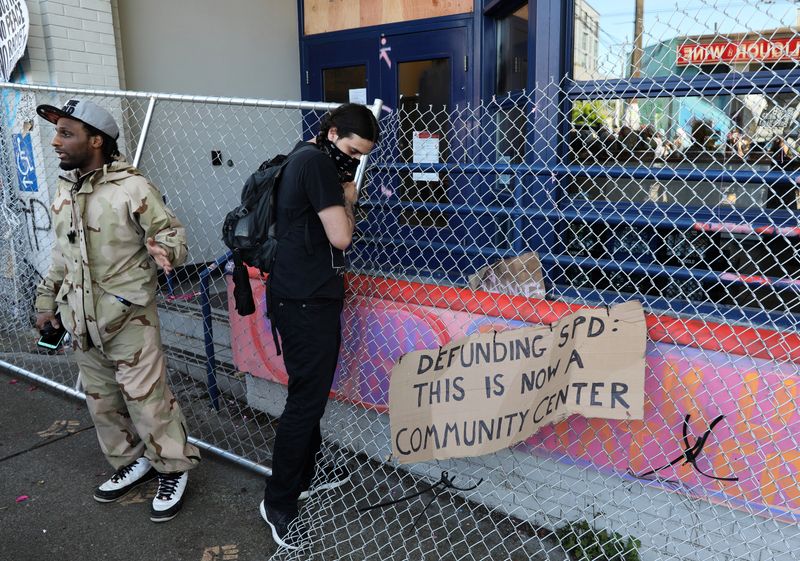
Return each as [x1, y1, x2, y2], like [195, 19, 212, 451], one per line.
[20, 0, 51, 83]
[116, 0, 300, 99]
[112, 0, 302, 263]
[109, 0, 125, 89]
[35, 0, 120, 88]
[8, 1, 303, 265]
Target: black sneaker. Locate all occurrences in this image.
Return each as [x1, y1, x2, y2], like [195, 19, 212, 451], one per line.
[299, 465, 351, 500]
[93, 457, 157, 503]
[259, 500, 307, 550]
[150, 471, 188, 522]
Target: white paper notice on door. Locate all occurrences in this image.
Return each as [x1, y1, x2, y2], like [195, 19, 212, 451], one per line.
[412, 131, 440, 182]
[349, 88, 367, 105]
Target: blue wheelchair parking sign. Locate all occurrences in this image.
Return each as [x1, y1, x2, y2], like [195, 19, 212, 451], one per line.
[13, 133, 39, 192]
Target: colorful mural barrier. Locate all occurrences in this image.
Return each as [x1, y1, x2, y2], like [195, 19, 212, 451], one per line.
[228, 272, 799, 524]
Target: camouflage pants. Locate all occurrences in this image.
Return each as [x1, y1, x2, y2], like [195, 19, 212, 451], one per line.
[73, 302, 201, 473]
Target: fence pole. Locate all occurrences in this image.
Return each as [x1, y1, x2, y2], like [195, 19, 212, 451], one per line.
[133, 96, 157, 168]
[354, 98, 384, 194]
[0, 359, 271, 476]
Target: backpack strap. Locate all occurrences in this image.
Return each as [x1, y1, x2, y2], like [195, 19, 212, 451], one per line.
[266, 275, 282, 356]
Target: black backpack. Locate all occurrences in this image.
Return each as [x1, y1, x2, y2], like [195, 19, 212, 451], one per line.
[222, 145, 310, 272]
[222, 144, 314, 317]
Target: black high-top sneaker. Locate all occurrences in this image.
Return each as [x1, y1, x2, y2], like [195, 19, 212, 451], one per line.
[93, 457, 156, 502]
[259, 501, 308, 550]
[150, 471, 188, 522]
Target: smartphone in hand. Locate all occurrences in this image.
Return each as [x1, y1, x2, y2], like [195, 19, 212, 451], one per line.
[38, 319, 67, 350]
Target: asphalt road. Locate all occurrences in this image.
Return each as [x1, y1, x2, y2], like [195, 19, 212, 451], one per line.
[0, 369, 276, 561]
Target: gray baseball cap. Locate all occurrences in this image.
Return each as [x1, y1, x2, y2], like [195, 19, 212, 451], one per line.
[36, 98, 120, 140]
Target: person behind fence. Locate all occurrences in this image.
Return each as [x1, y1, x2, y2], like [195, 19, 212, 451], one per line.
[259, 103, 379, 550]
[33, 99, 201, 523]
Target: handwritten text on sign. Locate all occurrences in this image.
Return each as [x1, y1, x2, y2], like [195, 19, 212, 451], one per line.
[389, 301, 647, 464]
[0, 0, 29, 81]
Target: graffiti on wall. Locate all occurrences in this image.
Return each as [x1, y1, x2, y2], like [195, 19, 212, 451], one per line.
[1, 87, 50, 322]
[3, 91, 54, 259]
[18, 195, 51, 252]
[228, 276, 799, 524]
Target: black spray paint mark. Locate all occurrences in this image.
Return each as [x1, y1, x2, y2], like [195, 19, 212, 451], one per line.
[629, 413, 739, 482]
[20, 198, 51, 251]
[359, 471, 482, 528]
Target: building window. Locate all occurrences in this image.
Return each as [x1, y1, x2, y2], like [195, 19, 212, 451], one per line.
[565, 1, 800, 320]
[569, 92, 800, 210]
[495, 3, 529, 94]
[569, 1, 800, 210]
[397, 59, 452, 229]
[323, 65, 367, 103]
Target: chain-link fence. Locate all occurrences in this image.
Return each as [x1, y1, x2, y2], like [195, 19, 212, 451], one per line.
[2, 8, 800, 558]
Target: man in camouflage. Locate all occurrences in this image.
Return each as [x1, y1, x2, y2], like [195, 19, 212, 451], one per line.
[34, 99, 200, 522]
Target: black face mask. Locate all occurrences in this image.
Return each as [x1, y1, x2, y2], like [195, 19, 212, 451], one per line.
[317, 134, 360, 183]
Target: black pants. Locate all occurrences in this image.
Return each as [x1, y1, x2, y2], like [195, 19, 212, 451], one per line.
[263, 297, 343, 516]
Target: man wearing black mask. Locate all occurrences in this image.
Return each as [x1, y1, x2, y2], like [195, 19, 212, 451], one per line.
[259, 103, 379, 550]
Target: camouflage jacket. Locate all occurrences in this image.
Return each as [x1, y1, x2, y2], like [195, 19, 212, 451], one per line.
[35, 159, 187, 350]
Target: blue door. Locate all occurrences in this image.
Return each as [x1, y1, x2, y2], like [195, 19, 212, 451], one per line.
[303, 27, 469, 113]
[304, 25, 472, 281]
[303, 35, 377, 105]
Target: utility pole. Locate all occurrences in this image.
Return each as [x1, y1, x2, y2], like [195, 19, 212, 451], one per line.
[631, 0, 644, 78]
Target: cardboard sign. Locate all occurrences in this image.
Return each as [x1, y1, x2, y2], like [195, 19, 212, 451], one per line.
[0, 0, 29, 81]
[389, 301, 647, 464]
[468, 252, 545, 299]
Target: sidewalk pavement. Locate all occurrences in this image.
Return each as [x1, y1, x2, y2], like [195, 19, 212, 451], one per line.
[0, 368, 278, 561]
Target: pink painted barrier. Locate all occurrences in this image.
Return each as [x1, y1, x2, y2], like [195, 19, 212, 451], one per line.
[228, 274, 799, 523]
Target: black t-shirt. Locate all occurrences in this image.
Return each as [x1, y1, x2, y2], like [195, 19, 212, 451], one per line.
[269, 141, 346, 300]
